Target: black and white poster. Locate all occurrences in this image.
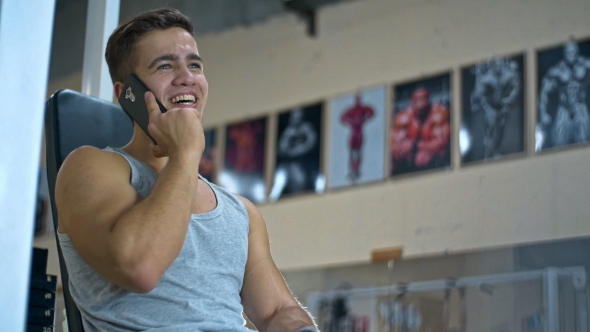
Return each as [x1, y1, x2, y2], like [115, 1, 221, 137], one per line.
[536, 38, 590, 151]
[219, 117, 267, 203]
[460, 55, 525, 164]
[199, 128, 217, 183]
[270, 103, 323, 201]
[328, 86, 386, 189]
[390, 73, 452, 176]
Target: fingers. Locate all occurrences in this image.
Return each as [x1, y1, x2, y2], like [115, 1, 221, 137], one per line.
[168, 106, 202, 121]
[144, 95, 204, 158]
[150, 142, 164, 158]
[145, 92, 162, 117]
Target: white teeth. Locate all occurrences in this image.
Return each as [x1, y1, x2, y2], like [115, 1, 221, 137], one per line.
[170, 94, 196, 103]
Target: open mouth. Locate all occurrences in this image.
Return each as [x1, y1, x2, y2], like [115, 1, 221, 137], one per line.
[169, 94, 196, 105]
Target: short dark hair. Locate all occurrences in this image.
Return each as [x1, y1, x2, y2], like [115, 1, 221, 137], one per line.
[105, 8, 194, 84]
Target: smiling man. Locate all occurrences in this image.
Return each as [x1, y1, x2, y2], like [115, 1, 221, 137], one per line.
[54, 8, 317, 332]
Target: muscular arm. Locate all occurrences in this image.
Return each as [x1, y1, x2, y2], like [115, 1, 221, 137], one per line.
[340, 110, 354, 127]
[539, 70, 558, 122]
[473, 80, 496, 115]
[470, 78, 484, 113]
[391, 112, 420, 160]
[503, 70, 521, 106]
[417, 124, 450, 153]
[364, 107, 375, 121]
[278, 127, 296, 155]
[291, 124, 317, 156]
[240, 197, 315, 332]
[417, 108, 450, 154]
[280, 125, 317, 158]
[392, 129, 417, 157]
[56, 146, 201, 293]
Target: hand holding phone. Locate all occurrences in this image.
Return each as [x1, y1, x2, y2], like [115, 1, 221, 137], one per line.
[145, 92, 206, 159]
[119, 73, 205, 159]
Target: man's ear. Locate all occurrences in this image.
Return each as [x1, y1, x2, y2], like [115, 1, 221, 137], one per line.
[114, 81, 124, 99]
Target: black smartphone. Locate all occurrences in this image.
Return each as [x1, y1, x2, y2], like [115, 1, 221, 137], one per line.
[118, 73, 168, 144]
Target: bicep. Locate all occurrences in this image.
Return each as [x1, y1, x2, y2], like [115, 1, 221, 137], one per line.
[239, 197, 298, 329]
[56, 147, 139, 277]
[542, 72, 557, 93]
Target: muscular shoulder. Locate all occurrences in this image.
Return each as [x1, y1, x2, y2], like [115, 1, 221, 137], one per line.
[237, 196, 257, 218]
[55, 147, 131, 214]
[548, 63, 568, 76]
[394, 108, 415, 126]
[300, 122, 316, 133]
[237, 196, 266, 232]
[478, 71, 495, 84]
[431, 103, 449, 115]
[57, 146, 129, 183]
[427, 104, 450, 122]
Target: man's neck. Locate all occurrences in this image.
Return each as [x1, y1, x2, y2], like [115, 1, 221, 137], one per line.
[121, 129, 169, 174]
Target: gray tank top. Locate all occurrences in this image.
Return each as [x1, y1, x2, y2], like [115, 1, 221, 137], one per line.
[57, 147, 252, 332]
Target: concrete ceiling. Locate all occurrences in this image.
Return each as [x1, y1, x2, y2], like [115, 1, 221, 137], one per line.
[119, 0, 286, 36]
[49, 0, 352, 81]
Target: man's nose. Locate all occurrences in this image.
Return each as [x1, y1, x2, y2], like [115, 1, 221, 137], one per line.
[172, 66, 197, 86]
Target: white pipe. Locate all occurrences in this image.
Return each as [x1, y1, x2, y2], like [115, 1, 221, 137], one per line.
[308, 266, 585, 300]
[82, 0, 120, 101]
[0, 0, 56, 330]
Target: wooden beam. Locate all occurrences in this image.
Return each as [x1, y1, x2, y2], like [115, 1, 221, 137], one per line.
[370, 246, 403, 264]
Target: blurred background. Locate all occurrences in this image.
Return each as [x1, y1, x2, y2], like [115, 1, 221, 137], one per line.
[29, 0, 590, 330]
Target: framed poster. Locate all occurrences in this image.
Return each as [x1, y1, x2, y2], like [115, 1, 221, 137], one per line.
[270, 103, 323, 201]
[328, 85, 386, 189]
[460, 54, 525, 164]
[536, 38, 590, 151]
[199, 128, 217, 183]
[219, 117, 267, 203]
[390, 73, 452, 177]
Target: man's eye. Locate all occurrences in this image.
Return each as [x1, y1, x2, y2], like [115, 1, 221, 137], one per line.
[157, 64, 171, 70]
[189, 63, 202, 69]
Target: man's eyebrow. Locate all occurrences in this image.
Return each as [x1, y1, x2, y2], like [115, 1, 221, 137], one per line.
[148, 54, 179, 69]
[147, 53, 203, 69]
[187, 53, 203, 63]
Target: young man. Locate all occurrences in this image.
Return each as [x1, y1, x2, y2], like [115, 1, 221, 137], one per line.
[54, 8, 317, 332]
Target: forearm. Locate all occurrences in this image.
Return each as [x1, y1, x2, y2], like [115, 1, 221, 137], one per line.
[505, 79, 520, 104]
[392, 137, 416, 159]
[264, 306, 316, 332]
[539, 91, 549, 116]
[109, 154, 201, 282]
[539, 78, 555, 117]
[479, 97, 495, 115]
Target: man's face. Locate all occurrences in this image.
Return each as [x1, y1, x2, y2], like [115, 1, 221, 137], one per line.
[121, 27, 209, 118]
[411, 88, 430, 115]
[290, 109, 303, 125]
[491, 59, 503, 75]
